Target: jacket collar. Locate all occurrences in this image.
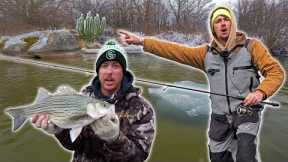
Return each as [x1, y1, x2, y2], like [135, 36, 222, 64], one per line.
[210, 32, 247, 54]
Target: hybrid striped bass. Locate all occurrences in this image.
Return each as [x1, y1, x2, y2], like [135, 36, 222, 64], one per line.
[5, 85, 115, 142]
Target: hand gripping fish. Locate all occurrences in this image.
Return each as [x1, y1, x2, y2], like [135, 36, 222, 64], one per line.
[5, 85, 115, 142]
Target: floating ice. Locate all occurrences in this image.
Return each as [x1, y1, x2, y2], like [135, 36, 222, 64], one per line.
[148, 81, 210, 117]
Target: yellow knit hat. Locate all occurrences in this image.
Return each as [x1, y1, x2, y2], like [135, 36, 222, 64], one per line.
[210, 7, 232, 30]
[209, 6, 237, 52]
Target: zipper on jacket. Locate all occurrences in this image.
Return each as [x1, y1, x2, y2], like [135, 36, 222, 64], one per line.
[249, 77, 253, 92]
[222, 53, 232, 114]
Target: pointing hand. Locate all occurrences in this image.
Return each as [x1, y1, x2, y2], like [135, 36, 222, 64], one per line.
[117, 29, 144, 46]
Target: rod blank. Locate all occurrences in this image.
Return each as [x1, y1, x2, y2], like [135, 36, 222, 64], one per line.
[0, 55, 279, 107]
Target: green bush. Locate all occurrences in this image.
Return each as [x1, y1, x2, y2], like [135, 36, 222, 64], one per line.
[23, 36, 39, 48]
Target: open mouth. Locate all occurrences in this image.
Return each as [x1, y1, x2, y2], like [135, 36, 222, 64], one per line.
[221, 29, 227, 32]
[105, 78, 115, 84]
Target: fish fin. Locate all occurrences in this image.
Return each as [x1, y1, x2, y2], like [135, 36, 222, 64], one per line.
[55, 85, 77, 95]
[69, 127, 83, 142]
[86, 103, 107, 119]
[5, 108, 27, 131]
[35, 87, 50, 104]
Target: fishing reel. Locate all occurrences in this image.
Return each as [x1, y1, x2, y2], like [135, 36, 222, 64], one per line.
[236, 103, 263, 116]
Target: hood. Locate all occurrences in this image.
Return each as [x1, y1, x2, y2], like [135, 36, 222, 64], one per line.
[87, 70, 135, 102]
[210, 32, 248, 54]
[209, 6, 238, 52]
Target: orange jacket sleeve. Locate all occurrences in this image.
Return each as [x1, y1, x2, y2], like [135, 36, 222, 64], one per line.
[249, 39, 285, 98]
[143, 37, 207, 71]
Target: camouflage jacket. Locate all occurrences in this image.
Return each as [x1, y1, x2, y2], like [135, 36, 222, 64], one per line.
[54, 71, 156, 162]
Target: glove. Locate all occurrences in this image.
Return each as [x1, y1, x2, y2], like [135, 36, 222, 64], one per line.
[90, 111, 120, 142]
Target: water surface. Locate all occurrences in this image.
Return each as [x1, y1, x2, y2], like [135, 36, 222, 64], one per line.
[0, 54, 287, 162]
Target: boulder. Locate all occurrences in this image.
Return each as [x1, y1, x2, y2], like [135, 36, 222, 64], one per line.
[1, 30, 80, 55]
[1, 31, 43, 54]
[0, 36, 10, 43]
[0, 36, 10, 50]
[2, 37, 27, 54]
[29, 29, 80, 53]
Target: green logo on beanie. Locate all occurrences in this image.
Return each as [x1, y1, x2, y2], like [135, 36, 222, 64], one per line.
[95, 39, 128, 73]
[105, 50, 117, 60]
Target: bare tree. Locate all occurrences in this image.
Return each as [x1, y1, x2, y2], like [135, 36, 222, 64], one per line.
[107, 0, 169, 34]
[238, 0, 288, 49]
[0, 0, 217, 35]
[152, 0, 170, 33]
[169, 0, 213, 33]
[142, 0, 169, 34]
[0, 0, 47, 33]
[39, 0, 76, 28]
[73, 0, 111, 17]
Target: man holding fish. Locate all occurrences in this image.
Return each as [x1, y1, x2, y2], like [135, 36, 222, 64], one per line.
[28, 40, 156, 162]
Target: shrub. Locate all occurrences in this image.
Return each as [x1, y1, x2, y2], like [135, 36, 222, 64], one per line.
[23, 36, 39, 48]
[76, 11, 106, 43]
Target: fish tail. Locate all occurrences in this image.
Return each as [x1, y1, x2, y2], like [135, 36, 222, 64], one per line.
[5, 108, 27, 131]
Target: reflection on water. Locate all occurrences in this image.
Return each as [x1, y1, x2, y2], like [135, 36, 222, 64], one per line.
[0, 54, 287, 162]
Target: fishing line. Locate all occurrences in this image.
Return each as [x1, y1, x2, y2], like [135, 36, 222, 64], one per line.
[0, 55, 279, 107]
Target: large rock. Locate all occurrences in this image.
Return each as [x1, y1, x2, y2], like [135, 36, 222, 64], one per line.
[0, 30, 80, 55]
[1, 31, 42, 54]
[0, 36, 10, 50]
[0, 36, 10, 43]
[29, 30, 80, 53]
[2, 37, 27, 54]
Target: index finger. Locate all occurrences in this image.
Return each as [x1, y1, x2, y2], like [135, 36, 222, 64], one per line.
[116, 29, 129, 36]
[242, 94, 252, 106]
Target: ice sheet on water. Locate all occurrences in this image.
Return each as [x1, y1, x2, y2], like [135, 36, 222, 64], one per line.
[148, 81, 210, 117]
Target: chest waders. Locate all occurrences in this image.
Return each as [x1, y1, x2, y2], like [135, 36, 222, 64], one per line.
[206, 40, 261, 162]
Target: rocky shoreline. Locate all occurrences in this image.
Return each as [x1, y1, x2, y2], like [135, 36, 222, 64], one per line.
[0, 29, 143, 59]
[0, 30, 79, 55]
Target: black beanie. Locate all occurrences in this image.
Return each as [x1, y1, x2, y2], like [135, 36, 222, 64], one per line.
[95, 40, 127, 73]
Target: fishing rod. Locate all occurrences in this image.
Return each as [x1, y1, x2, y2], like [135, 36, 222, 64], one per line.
[0, 55, 279, 107]
[137, 79, 279, 107]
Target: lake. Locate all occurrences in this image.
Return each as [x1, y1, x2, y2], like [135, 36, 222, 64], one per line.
[0, 53, 287, 162]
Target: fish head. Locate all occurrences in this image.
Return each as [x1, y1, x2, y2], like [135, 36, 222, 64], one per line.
[86, 101, 115, 119]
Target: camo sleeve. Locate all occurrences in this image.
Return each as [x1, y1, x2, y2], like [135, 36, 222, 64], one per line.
[54, 88, 156, 162]
[54, 129, 74, 150]
[105, 96, 156, 162]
